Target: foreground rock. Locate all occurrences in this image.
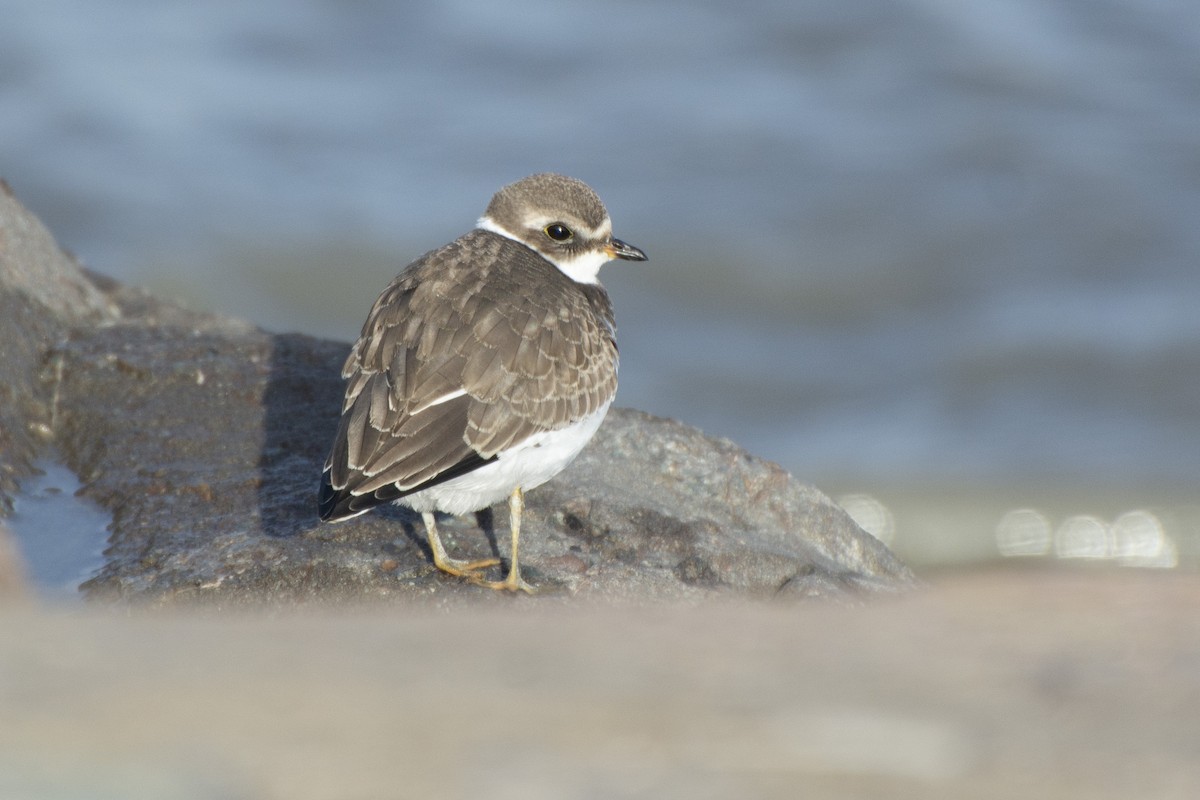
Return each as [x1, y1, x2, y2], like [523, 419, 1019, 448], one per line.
[3, 571, 1197, 799]
[0, 182, 915, 603]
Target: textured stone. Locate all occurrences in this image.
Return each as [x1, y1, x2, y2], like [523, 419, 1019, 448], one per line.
[0, 180, 118, 511]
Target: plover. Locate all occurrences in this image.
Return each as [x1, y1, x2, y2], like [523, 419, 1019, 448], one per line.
[318, 173, 646, 593]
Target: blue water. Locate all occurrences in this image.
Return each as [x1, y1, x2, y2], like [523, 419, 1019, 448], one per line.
[3, 0, 1198, 567]
[6, 458, 110, 600]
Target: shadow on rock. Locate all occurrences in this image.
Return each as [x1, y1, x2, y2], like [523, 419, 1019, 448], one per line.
[257, 334, 345, 539]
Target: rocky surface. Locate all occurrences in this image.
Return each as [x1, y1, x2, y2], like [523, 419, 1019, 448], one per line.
[0, 180, 914, 604]
[0, 180, 117, 511]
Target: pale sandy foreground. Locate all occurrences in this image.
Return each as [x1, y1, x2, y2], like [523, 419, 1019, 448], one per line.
[2, 568, 1197, 800]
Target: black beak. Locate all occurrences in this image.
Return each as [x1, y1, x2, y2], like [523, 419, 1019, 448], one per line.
[606, 238, 647, 262]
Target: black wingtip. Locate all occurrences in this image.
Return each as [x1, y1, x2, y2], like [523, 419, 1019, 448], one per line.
[317, 468, 391, 522]
[317, 452, 500, 523]
[317, 469, 346, 522]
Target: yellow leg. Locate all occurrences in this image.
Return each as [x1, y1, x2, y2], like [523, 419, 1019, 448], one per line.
[423, 512, 499, 577]
[470, 487, 536, 594]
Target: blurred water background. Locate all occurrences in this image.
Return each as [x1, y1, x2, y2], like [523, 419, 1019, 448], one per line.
[3, 0, 1198, 574]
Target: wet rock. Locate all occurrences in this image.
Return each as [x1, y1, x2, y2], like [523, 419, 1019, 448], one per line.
[1, 182, 916, 604]
[0, 180, 119, 510]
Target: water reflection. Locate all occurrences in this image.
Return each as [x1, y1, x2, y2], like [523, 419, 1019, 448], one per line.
[1020, 508, 1176, 568]
[840, 493, 1181, 570]
[1054, 514, 1111, 560]
[7, 457, 112, 599]
[995, 509, 1052, 557]
[837, 493, 896, 546]
[1110, 510, 1177, 569]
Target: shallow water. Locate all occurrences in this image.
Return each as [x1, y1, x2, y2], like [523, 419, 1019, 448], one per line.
[3, 0, 1198, 571]
[7, 458, 111, 600]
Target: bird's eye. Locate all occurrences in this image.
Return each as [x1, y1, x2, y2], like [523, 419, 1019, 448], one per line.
[544, 223, 573, 242]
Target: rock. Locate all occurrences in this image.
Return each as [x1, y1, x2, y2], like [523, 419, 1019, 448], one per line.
[0, 180, 118, 511]
[4, 570, 1198, 800]
[1, 181, 916, 603]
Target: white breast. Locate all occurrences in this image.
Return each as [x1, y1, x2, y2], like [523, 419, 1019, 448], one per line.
[396, 402, 611, 516]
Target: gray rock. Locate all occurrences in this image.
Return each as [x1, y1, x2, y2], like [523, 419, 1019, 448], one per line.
[0, 180, 118, 511]
[1, 182, 916, 604]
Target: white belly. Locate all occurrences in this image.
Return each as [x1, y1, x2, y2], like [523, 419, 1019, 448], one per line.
[396, 402, 610, 516]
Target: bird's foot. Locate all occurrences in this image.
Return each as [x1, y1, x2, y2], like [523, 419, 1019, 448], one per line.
[432, 554, 501, 579]
[426, 518, 501, 579]
[468, 567, 537, 595]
